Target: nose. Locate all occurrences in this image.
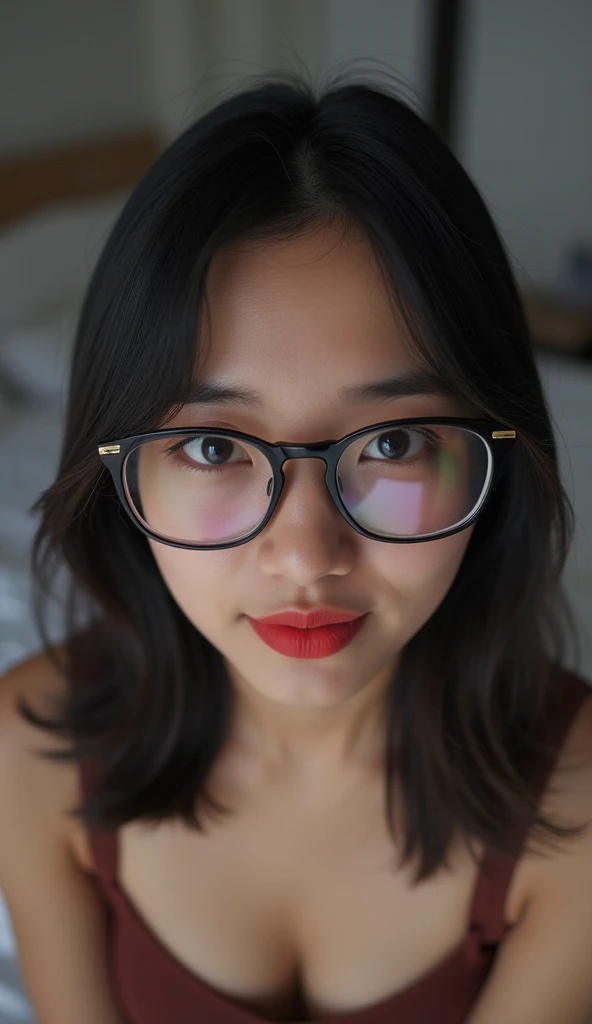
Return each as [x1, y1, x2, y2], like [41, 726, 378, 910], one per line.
[255, 456, 355, 581]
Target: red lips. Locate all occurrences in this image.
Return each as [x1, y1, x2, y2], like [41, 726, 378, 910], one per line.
[248, 613, 368, 658]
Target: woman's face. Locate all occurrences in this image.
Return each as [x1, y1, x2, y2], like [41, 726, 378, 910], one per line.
[147, 223, 479, 768]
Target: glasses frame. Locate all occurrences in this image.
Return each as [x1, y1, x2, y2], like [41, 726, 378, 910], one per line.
[97, 417, 517, 551]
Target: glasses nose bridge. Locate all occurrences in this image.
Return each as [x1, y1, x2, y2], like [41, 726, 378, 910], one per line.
[278, 441, 334, 463]
[275, 442, 340, 504]
[276, 441, 338, 482]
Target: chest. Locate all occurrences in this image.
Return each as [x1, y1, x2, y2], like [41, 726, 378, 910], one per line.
[88, 764, 502, 1022]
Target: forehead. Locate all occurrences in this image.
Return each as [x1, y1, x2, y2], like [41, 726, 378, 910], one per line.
[181, 225, 474, 425]
[200, 225, 410, 375]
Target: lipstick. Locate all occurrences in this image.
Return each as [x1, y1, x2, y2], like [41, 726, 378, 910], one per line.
[247, 613, 368, 658]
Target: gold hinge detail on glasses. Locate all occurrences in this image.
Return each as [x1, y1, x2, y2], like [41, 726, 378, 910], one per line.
[491, 430, 516, 439]
[98, 445, 121, 455]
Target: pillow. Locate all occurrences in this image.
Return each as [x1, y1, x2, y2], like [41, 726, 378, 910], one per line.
[0, 295, 82, 405]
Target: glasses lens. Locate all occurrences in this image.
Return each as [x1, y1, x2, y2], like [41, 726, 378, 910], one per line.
[124, 433, 274, 545]
[123, 425, 491, 546]
[336, 424, 491, 538]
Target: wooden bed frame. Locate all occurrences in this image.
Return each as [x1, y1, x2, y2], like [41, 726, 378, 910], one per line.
[0, 130, 161, 225]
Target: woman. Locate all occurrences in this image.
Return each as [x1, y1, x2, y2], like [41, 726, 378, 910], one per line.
[1, 71, 591, 1024]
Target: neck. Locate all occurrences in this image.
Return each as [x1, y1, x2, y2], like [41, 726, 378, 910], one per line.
[224, 656, 397, 780]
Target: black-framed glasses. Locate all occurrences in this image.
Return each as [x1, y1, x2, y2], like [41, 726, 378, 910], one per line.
[97, 417, 517, 551]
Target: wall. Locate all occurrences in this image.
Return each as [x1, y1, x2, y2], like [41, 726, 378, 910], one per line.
[457, 0, 592, 288]
[0, 0, 153, 156]
[323, 0, 431, 112]
[1, 0, 591, 285]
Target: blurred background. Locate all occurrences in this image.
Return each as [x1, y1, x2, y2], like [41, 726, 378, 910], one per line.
[0, 1, 591, 1020]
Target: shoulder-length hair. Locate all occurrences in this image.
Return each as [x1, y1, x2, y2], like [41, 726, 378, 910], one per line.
[20, 69, 587, 883]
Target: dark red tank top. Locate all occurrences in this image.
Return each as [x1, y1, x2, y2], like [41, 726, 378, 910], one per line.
[71, 655, 591, 1024]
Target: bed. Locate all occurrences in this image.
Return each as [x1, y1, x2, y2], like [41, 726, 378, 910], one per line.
[0, 135, 590, 1023]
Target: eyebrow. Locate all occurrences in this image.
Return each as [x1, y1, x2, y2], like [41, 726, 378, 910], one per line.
[178, 368, 458, 408]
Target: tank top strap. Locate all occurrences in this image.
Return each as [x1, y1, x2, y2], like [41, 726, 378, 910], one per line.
[468, 665, 591, 945]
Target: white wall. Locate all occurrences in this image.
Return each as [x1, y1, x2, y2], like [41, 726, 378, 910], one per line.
[0, 0, 153, 156]
[457, 0, 592, 289]
[1, 0, 590, 289]
[138, 0, 326, 143]
[0, 0, 427, 152]
[323, 0, 431, 113]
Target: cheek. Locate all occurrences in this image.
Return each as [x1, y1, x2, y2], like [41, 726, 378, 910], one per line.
[372, 524, 474, 615]
[417, 525, 474, 579]
[148, 541, 227, 629]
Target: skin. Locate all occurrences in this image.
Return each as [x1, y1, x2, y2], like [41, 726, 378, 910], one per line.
[148, 221, 479, 784]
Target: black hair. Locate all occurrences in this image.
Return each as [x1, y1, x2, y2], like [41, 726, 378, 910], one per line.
[20, 68, 587, 883]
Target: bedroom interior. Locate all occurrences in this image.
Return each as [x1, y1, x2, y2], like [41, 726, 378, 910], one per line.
[0, 2, 591, 1022]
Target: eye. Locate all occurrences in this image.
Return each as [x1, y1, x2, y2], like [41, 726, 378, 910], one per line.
[165, 435, 251, 467]
[362, 428, 437, 462]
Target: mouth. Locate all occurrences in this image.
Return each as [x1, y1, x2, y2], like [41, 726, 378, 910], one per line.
[246, 612, 369, 659]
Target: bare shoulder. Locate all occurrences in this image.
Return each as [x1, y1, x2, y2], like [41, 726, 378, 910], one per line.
[519, 683, 592, 899]
[0, 642, 71, 753]
[0, 647, 129, 1023]
[0, 643, 81, 855]
[466, 688, 592, 1021]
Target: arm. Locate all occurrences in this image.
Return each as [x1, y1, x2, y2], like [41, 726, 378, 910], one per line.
[467, 693, 592, 1024]
[0, 653, 129, 1024]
